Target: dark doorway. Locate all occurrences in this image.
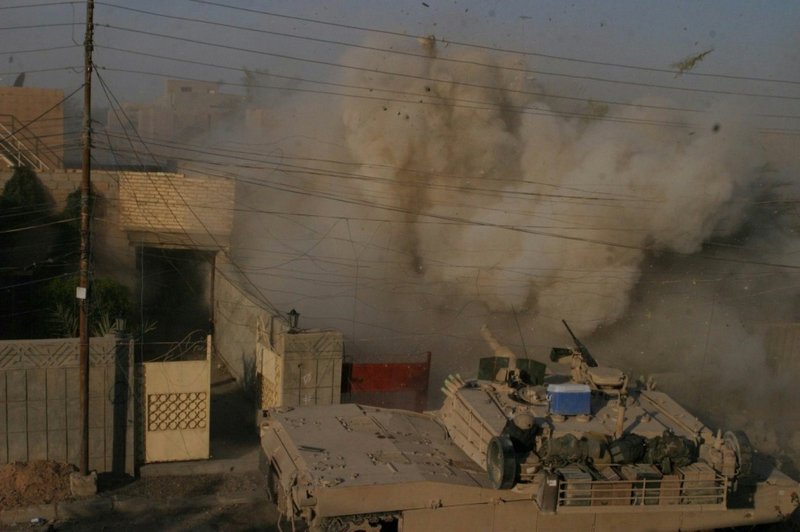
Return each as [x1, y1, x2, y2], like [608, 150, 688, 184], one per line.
[136, 247, 213, 361]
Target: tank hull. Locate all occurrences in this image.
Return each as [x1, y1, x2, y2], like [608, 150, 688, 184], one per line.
[260, 403, 798, 531]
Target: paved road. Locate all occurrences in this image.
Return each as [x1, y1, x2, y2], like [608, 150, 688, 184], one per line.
[7, 471, 287, 532]
[53, 501, 282, 532]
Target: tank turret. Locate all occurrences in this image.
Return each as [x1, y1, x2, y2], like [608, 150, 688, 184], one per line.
[436, 322, 798, 523]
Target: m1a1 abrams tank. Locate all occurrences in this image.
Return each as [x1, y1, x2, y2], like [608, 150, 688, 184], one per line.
[259, 322, 799, 531]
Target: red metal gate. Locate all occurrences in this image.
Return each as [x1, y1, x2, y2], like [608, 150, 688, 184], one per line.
[341, 352, 431, 412]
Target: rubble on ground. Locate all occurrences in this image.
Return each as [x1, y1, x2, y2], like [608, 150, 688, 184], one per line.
[0, 460, 75, 510]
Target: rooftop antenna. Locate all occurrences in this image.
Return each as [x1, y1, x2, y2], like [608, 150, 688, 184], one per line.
[511, 305, 529, 359]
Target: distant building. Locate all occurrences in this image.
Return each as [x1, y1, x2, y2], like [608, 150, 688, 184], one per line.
[107, 80, 242, 142]
[0, 87, 64, 170]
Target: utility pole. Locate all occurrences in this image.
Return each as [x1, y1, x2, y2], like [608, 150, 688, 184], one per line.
[78, 0, 94, 476]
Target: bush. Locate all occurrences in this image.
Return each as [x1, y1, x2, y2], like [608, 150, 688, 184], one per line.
[38, 276, 132, 337]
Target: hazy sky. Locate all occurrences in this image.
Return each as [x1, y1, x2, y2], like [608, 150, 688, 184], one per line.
[1, 0, 798, 126]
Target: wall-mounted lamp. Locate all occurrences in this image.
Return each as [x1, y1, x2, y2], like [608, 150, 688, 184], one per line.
[288, 309, 300, 333]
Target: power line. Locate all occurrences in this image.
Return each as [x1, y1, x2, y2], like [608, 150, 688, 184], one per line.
[95, 133, 650, 205]
[96, 23, 800, 102]
[0, 84, 84, 145]
[78, 57, 800, 280]
[0, 66, 83, 76]
[0, 23, 79, 31]
[0, 1, 80, 11]
[190, 0, 800, 87]
[0, 271, 77, 292]
[168, 155, 800, 272]
[95, 65, 695, 130]
[98, 0, 800, 109]
[94, 67, 286, 317]
[93, 77, 242, 335]
[93, 129, 790, 220]
[96, 125, 795, 195]
[87, 143, 680, 296]
[95, 43, 710, 117]
[0, 217, 78, 234]
[149, 157, 666, 254]
[0, 44, 81, 56]
[0, 203, 59, 219]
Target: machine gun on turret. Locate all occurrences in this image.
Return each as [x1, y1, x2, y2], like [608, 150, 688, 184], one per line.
[550, 320, 598, 367]
[550, 320, 627, 391]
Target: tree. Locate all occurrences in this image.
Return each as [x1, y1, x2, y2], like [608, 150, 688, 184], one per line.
[0, 165, 53, 249]
[0, 166, 58, 337]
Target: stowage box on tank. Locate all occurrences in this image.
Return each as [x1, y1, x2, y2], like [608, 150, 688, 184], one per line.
[547, 383, 591, 416]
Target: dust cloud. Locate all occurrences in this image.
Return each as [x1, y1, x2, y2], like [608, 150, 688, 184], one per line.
[227, 36, 798, 466]
[335, 36, 763, 335]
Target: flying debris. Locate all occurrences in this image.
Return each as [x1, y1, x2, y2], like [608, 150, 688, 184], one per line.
[672, 48, 714, 77]
[417, 34, 436, 57]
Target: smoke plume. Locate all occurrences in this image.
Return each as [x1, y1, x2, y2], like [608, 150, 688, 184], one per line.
[334, 37, 763, 335]
[228, 35, 798, 468]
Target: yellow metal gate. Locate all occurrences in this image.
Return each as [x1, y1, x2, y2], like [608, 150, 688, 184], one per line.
[142, 337, 211, 463]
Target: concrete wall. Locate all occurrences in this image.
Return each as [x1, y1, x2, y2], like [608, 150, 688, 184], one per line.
[271, 330, 343, 407]
[213, 256, 346, 408]
[0, 167, 234, 278]
[0, 168, 232, 236]
[0, 335, 134, 474]
[118, 171, 234, 249]
[213, 258, 277, 393]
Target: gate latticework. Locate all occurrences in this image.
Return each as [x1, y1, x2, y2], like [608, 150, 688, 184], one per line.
[142, 336, 211, 463]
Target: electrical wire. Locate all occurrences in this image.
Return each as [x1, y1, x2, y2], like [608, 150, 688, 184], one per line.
[0, 66, 83, 76]
[95, 67, 286, 317]
[95, 23, 800, 102]
[189, 0, 800, 86]
[0, 44, 81, 56]
[94, 65, 698, 131]
[0, 84, 84, 144]
[0, 271, 77, 291]
[0, 22, 80, 31]
[0, 217, 78, 234]
[130, 153, 753, 263]
[96, 43, 708, 117]
[94, 134, 652, 206]
[0, 2, 80, 11]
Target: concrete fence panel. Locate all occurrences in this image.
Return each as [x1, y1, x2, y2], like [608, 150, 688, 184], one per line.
[0, 335, 134, 474]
